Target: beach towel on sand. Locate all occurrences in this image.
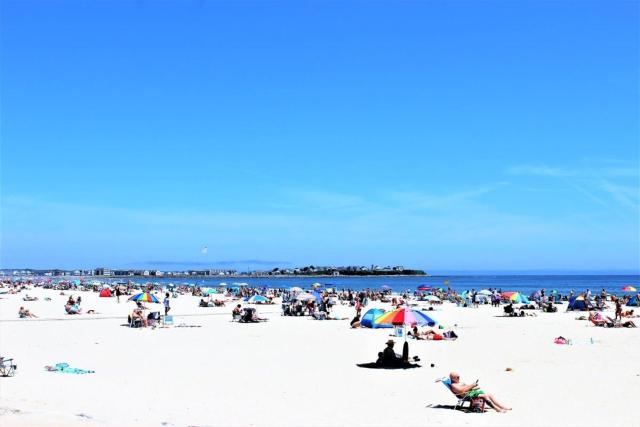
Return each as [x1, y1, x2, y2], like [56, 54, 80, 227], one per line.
[357, 362, 421, 369]
[45, 363, 94, 374]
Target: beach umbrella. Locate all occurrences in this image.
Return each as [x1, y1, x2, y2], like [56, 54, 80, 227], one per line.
[501, 291, 517, 300]
[128, 292, 160, 303]
[374, 306, 438, 327]
[295, 292, 316, 301]
[204, 288, 219, 295]
[622, 286, 637, 292]
[311, 283, 322, 289]
[246, 295, 269, 304]
[425, 295, 441, 302]
[417, 285, 431, 291]
[380, 285, 392, 291]
[510, 292, 530, 304]
[478, 289, 492, 296]
[374, 307, 438, 356]
[289, 286, 303, 293]
[219, 282, 228, 287]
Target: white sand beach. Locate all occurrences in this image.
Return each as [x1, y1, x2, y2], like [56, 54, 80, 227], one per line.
[1, 288, 639, 427]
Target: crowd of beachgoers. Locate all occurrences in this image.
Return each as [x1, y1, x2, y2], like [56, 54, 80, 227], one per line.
[4, 277, 639, 324]
[1, 276, 639, 426]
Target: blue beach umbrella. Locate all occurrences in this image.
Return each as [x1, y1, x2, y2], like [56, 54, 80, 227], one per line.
[246, 295, 269, 304]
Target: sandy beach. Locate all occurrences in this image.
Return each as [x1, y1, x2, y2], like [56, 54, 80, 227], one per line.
[0, 287, 638, 427]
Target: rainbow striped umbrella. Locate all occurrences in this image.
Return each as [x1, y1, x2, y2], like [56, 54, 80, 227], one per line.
[374, 306, 437, 327]
[128, 292, 160, 303]
[622, 286, 637, 292]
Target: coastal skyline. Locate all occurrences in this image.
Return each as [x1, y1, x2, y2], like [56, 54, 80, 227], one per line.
[2, 1, 639, 272]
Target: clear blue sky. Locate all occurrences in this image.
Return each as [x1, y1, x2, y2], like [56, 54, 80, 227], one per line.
[1, 0, 638, 272]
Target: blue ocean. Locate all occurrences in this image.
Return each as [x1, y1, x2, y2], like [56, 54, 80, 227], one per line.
[135, 275, 639, 297]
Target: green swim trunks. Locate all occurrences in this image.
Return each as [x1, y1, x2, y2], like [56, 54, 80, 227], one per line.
[467, 389, 485, 398]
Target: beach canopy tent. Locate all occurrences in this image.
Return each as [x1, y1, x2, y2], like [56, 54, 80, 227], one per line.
[567, 295, 593, 311]
[530, 290, 542, 300]
[360, 308, 392, 328]
[627, 295, 640, 307]
[99, 288, 112, 298]
[510, 293, 530, 304]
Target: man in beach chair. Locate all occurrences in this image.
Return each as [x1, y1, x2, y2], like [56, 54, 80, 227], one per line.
[0, 357, 17, 377]
[446, 372, 511, 413]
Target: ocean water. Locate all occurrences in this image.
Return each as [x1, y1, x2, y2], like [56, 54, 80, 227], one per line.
[125, 275, 640, 297]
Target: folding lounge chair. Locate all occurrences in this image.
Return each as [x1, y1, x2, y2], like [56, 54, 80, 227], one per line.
[0, 357, 17, 377]
[438, 377, 480, 411]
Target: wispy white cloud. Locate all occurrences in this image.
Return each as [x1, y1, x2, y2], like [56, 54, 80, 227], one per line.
[507, 165, 579, 177]
[506, 161, 639, 213]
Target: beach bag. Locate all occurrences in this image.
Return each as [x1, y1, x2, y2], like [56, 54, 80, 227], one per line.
[471, 398, 485, 412]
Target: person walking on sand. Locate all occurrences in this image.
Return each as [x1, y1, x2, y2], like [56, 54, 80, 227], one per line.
[116, 286, 122, 303]
[615, 298, 622, 322]
[164, 292, 171, 316]
[448, 372, 511, 413]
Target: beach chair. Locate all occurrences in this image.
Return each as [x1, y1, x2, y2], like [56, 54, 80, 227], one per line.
[162, 315, 174, 326]
[128, 313, 143, 328]
[0, 357, 17, 377]
[438, 377, 478, 411]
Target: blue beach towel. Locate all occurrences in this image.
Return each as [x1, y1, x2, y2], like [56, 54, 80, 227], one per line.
[46, 362, 95, 374]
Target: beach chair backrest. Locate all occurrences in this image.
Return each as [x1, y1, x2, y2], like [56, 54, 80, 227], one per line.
[163, 315, 174, 326]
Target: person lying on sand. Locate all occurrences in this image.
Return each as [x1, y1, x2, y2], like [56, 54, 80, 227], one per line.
[589, 312, 615, 327]
[65, 304, 82, 314]
[18, 306, 37, 318]
[449, 372, 511, 413]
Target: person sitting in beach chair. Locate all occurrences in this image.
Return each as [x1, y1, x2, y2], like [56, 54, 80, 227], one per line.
[22, 294, 38, 302]
[199, 299, 209, 307]
[0, 357, 17, 377]
[503, 303, 515, 316]
[129, 308, 148, 327]
[543, 302, 557, 313]
[448, 372, 511, 413]
[18, 306, 37, 318]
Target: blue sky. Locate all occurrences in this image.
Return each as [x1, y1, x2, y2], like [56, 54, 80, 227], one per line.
[1, 1, 638, 272]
